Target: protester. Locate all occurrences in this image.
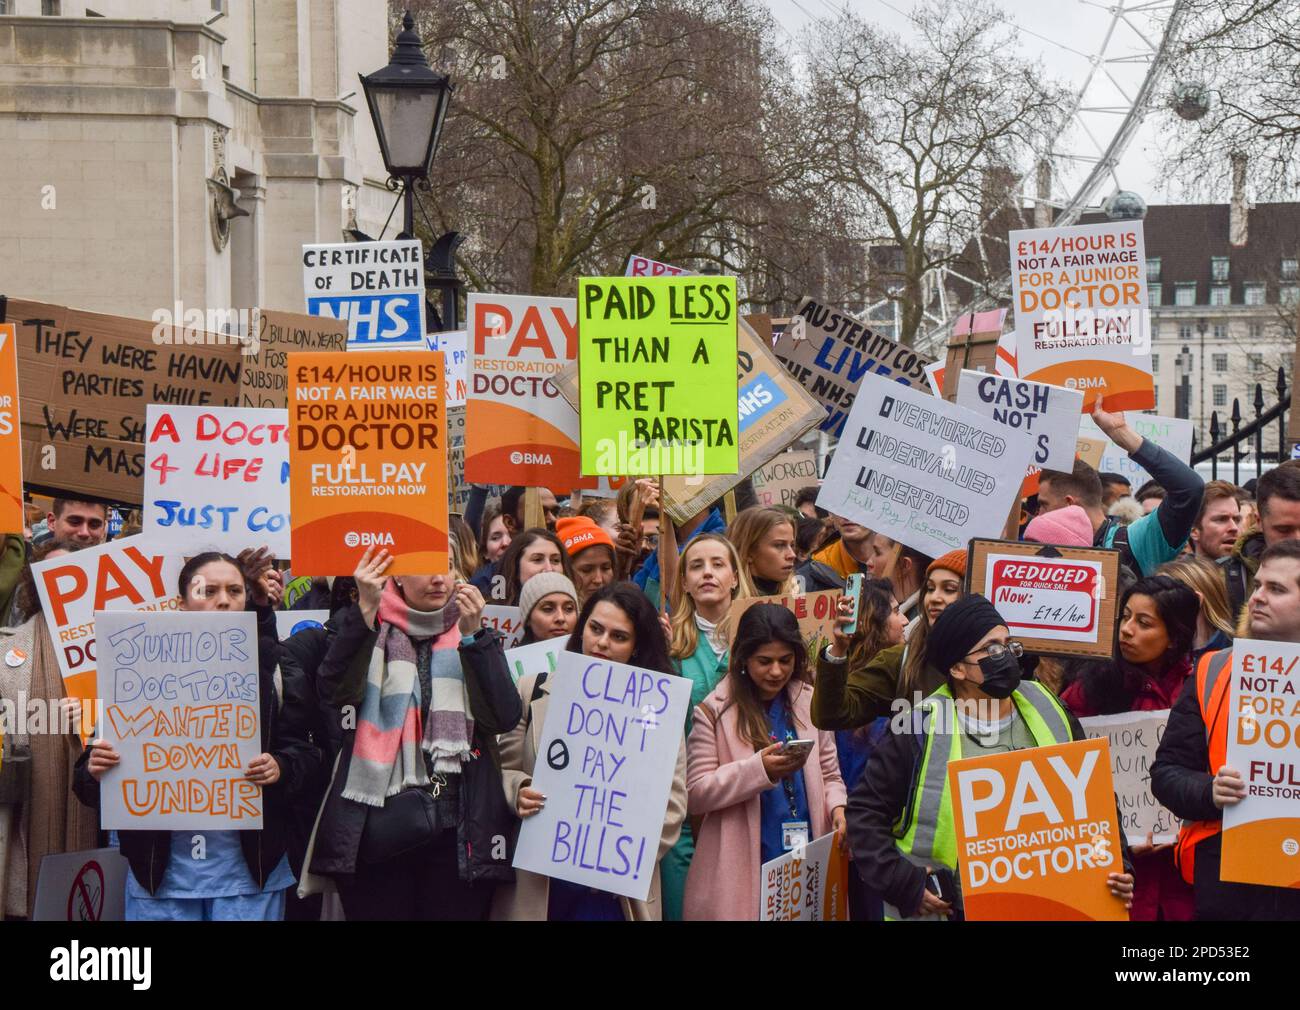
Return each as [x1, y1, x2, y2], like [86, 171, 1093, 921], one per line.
[497, 528, 573, 606]
[798, 513, 872, 592]
[846, 594, 1135, 919]
[1106, 496, 1145, 527]
[1189, 481, 1242, 561]
[500, 485, 559, 533]
[1159, 555, 1236, 666]
[74, 549, 319, 921]
[627, 480, 728, 608]
[556, 516, 616, 603]
[1222, 461, 1300, 615]
[495, 582, 687, 920]
[302, 542, 519, 920]
[662, 532, 742, 920]
[794, 486, 825, 520]
[1100, 472, 1132, 508]
[450, 515, 482, 581]
[726, 506, 797, 597]
[1152, 539, 1300, 920]
[864, 534, 928, 621]
[795, 514, 831, 563]
[1060, 576, 1199, 921]
[516, 572, 579, 645]
[1022, 503, 1093, 546]
[42, 499, 108, 548]
[469, 500, 512, 595]
[1237, 495, 1259, 536]
[683, 604, 846, 920]
[1038, 405, 1204, 576]
[578, 497, 620, 540]
[1135, 481, 1166, 514]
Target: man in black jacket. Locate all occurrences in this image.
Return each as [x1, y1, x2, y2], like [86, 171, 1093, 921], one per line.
[1152, 539, 1300, 920]
[1221, 461, 1300, 617]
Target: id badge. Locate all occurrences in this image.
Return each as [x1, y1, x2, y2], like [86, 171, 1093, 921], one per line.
[782, 821, 809, 851]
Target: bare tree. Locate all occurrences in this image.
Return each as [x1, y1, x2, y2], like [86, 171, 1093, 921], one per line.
[800, 0, 1067, 344]
[1160, 0, 1300, 198]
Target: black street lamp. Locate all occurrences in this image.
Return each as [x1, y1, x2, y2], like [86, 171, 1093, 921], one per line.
[360, 11, 453, 238]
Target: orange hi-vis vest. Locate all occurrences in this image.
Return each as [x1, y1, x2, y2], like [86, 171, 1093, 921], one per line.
[1175, 648, 1233, 885]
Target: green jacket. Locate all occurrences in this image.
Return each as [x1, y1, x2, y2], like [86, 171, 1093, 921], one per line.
[811, 641, 944, 732]
[674, 633, 728, 734]
[0, 535, 26, 624]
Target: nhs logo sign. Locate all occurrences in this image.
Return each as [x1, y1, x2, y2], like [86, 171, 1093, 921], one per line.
[303, 239, 426, 349]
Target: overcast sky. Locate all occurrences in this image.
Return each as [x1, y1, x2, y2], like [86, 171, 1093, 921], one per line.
[766, 0, 1184, 206]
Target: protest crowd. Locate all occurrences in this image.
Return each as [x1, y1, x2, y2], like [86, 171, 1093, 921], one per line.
[2, 240, 1300, 927]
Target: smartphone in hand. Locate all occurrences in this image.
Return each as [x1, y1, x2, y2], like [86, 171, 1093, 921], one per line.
[778, 739, 815, 761]
[842, 573, 864, 636]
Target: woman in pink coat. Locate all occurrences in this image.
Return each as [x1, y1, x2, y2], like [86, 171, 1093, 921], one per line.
[684, 604, 847, 920]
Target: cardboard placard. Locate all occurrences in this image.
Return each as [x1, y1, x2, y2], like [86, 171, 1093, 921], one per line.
[577, 276, 739, 477]
[726, 589, 842, 653]
[956, 371, 1084, 473]
[287, 351, 448, 576]
[302, 239, 425, 350]
[143, 405, 291, 557]
[1080, 710, 1178, 846]
[482, 604, 525, 647]
[750, 449, 820, 509]
[504, 637, 564, 685]
[95, 609, 263, 831]
[817, 374, 1036, 558]
[240, 309, 347, 408]
[1009, 220, 1154, 412]
[950, 737, 1128, 920]
[1222, 640, 1300, 888]
[8, 298, 242, 503]
[512, 651, 691, 900]
[0, 322, 22, 532]
[760, 831, 849, 921]
[774, 297, 935, 437]
[966, 539, 1119, 659]
[426, 330, 468, 407]
[465, 294, 586, 489]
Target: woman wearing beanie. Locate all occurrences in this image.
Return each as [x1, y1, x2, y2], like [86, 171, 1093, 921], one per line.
[812, 548, 968, 733]
[555, 516, 616, 603]
[1023, 504, 1094, 547]
[662, 533, 743, 919]
[516, 572, 579, 646]
[1059, 575, 1199, 922]
[846, 594, 1134, 920]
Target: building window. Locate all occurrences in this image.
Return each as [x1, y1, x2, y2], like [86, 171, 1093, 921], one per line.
[1175, 283, 1197, 306]
[1148, 284, 1162, 307]
[41, 0, 60, 14]
[1213, 385, 1228, 407]
[1210, 285, 1231, 306]
[1152, 386, 1159, 408]
[1147, 258, 1162, 282]
[1213, 353, 1228, 372]
[1213, 323, 1228, 339]
[1283, 258, 1298, 280]
[1250, 322, 1264, 339]
[1244, 283, 1267, 305]
[1178, 323, 1192, 340]
[1211, 256, 1230, 282]
[1283, 285, 1300, 307]
[1151, 354, 1160, 373]
[1248, 353, 1264, 371]
[0, 1, 9, 14]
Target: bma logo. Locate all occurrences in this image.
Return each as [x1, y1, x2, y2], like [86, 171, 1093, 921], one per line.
[1064, 376, 1107, 390]
[508, 451, 553, 465]
[343, 531, 394, 547]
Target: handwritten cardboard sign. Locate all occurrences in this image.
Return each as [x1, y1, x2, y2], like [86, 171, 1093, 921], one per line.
[624, 254, 691, 277]
[726, 590, 842, 653]
[302, 239, 425, 350]
[1222, 640, 1300, 888]
[288, 351, 448, 576]
[239, 309, 347, 409]
[8, 298, 242, 503]
[0, 323, 22, 533]
[950, 737, 1128, 920]
[760, 830, 849, 921]
[817, 374, 1035, 558]
[967, 539, 1119, 659]
[513, 651, 690, 900]
[1009, 220, 1154, 412]
[426, 330, 467, 407]
[751, 450, 820, 509]
[1080, 710, 1177, 845]
[95, 610, 263, 831]
[143, 405, 291, 557]
[1078, 412, 1193, 490]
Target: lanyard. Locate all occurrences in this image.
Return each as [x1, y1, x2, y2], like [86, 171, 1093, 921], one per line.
[768, 696, 800, 819]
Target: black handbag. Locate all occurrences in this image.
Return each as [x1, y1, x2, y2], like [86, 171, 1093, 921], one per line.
[358, 775, 457, 865]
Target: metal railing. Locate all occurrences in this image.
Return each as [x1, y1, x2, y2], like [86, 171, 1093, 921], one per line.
[1191, 366, 1290, 484]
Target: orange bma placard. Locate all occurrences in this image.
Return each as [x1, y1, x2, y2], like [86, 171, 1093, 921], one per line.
[288, 351, 448, 576]
[948, 737, 1128, 921]
[0, 323, 21, 534]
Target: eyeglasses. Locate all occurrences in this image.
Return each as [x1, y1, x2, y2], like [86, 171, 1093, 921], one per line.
[964, 640, 1024, 661]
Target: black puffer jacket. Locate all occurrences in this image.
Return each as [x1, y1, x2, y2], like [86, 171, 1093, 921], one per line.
[72, 604, 322, 895]
[307, 602, 521, 883]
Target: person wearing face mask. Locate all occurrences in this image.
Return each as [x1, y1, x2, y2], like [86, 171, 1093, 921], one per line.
[1059, 577, 1199, 921]
[73, 549, 321, 921]
[846, 594, 1134, 920]
[683, 604, 846, 920]
[493, 582, 687, 921]
[300, 543, 521, 920]
[661, 533, 743, 919]
[515, 572, 580, 646]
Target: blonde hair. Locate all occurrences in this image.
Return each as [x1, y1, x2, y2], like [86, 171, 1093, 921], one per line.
[726, 506, 798, 597]
[669, 533, 743, 659]
[1157, 554, 1235, 637]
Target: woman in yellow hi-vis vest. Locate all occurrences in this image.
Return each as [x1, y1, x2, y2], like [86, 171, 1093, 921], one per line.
[845, 594, 1135, 919]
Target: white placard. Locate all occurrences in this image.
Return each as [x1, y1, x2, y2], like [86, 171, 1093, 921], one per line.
[143, 405, 291, 557]
[1079, 412, 1195, 490]
[983, 552, 1105, 644]
[302, 239, 425, 349]
[513, 651, 691, 900]
[426, 330, 467, 407]
[32, 847, 129, 922]
[816, 372, 1036, 557]
[1080, 711, 1177, 846]
[482, 604, 525, 647]
[624, 254, 692, 277]
[275, 609, 330, 640]
[956, 370, 1083, 473]
[760, 831, 848, 921]
[95, 610, 263, 831]
[504, 637, 566, 685]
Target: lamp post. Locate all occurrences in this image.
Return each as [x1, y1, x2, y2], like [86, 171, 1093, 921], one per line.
[1175, 345, 1191, 420]
[1197, 316, 1207, 445]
